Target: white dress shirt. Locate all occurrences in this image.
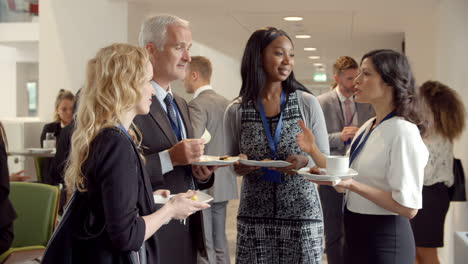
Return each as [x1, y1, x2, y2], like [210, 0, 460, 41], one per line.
[192, 85, 213, 99]
[346, 116, 429, 215]
[152, 81, 187, 174]
[335, 88, 358, 126]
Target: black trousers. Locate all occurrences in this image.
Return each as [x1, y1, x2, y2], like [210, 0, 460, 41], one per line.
[0, 223, 13, 255]
[344, 208, 415, 264]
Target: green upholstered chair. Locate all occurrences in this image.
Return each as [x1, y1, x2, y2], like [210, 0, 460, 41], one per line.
[0, 182, 59, 263]
[33, 157, 45, 183]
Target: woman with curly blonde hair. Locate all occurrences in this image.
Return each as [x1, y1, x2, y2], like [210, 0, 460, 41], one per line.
[49, 43, 209, 263]
[411, 80, 466, 264]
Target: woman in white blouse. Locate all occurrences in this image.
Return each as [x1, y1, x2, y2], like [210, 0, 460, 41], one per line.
[296, 49, 429, 264]
[411, 81, 466, 264]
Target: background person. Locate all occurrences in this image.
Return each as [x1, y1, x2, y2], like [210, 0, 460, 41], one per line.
[184, 56, 237, 264]
[411, 80, 466, 264]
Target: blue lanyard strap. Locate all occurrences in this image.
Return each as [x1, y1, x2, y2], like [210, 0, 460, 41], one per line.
[257, 90, 286, 183]
[349, 111, 395, 166]
[119, 124, 133, 142]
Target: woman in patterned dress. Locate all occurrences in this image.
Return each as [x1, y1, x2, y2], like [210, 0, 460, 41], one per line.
[224, 27, 330, 263]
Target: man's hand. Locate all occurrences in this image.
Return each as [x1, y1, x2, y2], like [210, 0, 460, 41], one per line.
[169, 139, 205, 166]
[340, 126, 358, 142]
[9, 170, 32, 182]
[192, 165, 217, 181]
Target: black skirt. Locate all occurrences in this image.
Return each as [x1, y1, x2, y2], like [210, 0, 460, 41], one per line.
[344, 208, 415, 264]
[410, 182, 450, 247]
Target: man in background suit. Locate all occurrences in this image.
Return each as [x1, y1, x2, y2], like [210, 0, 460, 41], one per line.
[134, 15, 217, 264]
[184, 56, 238, 264]
[317, 56, 375, 264]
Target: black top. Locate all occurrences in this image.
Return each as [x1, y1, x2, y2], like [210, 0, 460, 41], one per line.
[79, 127, 158, 263]
[40, 122, 62, 148]
[0, 137, 16, 228]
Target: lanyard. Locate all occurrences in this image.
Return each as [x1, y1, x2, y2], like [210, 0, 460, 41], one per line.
[349, 111, 395, 166]
[119, 124, 136, 146]
[257, 90, 286, 183]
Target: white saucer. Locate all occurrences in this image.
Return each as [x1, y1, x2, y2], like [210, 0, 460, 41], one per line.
[192, 155, 239, 166]
[153, 192, 214, 204]
[239, 159, 291, 168]
[297, 168, 358, 181]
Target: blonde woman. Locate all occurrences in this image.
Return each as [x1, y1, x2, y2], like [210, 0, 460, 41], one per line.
[40, 89, 74, 147]
[47, 43, 209, 263]
[411, 81, 466, 264]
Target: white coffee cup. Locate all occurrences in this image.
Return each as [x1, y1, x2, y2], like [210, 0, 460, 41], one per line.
[326, 156, 349, 175]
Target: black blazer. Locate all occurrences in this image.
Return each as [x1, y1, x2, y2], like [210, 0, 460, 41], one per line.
[78, 127, 158, 263]
[0, 139, 16, 228]
[133, 93, 214, 260]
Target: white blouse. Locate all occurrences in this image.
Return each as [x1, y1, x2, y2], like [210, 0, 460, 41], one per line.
[423, 134, 454, 187]
[346, 116, 429, 215]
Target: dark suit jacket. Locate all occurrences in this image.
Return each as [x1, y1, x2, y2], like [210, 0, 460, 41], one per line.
[318, 90, 375, 155]
[78, 127, 158, 263]
[0, 139, 16, 229]
[133, 92, 213, 262]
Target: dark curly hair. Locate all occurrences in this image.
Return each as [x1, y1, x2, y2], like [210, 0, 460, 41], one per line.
[419, 80, 466, 141]
[361, 49, 426, 135]
[238, 27, 310, 107]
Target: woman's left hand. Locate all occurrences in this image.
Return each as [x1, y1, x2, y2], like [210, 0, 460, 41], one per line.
[270, 155, 308, 175]
[307, 178, 353, 192]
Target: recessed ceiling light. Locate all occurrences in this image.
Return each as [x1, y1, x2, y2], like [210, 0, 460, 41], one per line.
[308, 56, 320, 60]
[295, 35, 311, 39]
[313, 63, 323, 66]
[304, 47, 317, 51]
[283, 16, 303, 21]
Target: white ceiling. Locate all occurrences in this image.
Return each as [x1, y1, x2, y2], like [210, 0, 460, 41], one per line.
[128, 0, 440, 84]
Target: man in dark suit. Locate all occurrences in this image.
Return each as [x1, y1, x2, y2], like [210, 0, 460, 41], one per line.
[134, 15, 216, 264]
[184, 56, 237, 264]
[317, 56, 375, 264]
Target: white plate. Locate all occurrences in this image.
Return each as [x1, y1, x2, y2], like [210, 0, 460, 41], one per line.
[27, 148, 54, 154]
[239, 159, 291, 168]
[153, 192, 214, 204]
[192, 155, 239, 166]
[297, 167, 358, 181]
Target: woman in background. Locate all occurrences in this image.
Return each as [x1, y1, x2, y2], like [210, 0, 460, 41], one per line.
[224, 27, 329, 263]
[60, 43, 209, 263]
[40, 89, 74, 146]
[411, 80, 466, 264]
[297, 49, 428, 264]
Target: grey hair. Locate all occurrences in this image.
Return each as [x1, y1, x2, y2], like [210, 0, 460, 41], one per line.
[138, 14, 190, 51]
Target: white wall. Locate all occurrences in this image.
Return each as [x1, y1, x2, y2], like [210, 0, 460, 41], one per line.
[0, 46, 17, 117]
[434, 0, 468, 263]
[127, 3, 242, 103]
[16, 63, 39, 117]
[39, 0, 129, 122]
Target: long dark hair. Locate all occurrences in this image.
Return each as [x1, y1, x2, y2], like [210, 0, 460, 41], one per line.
[361, 49, 426, 135]
[239, 27, 309, 107]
